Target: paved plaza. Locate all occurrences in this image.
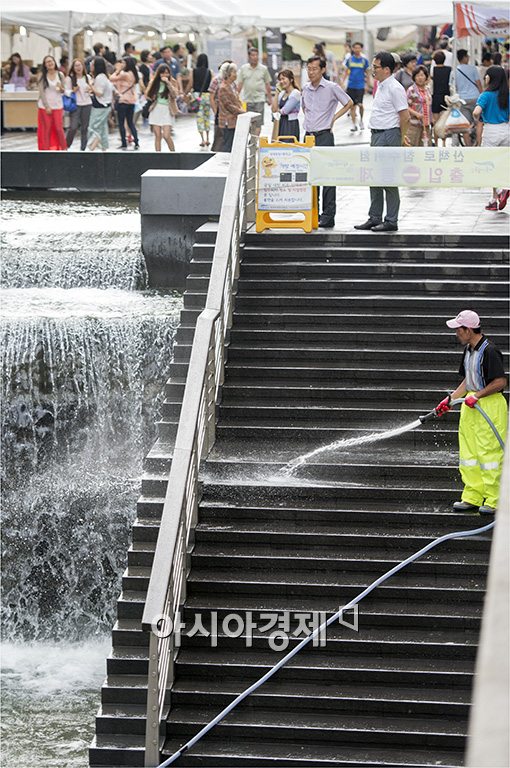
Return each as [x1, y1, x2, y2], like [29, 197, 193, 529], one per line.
[1, 95, 508, 237]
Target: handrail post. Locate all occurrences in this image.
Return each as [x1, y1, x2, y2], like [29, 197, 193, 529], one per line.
[144, 632, 161, 767]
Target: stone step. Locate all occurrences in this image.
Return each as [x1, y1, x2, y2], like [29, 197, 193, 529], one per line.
[211, 277, 510, 296]
[197, 500, 479, 530]
[217, 384, 459, 407]
[189, 256, 509, 277]
[223, 328, 509, 350]
[106, 646, 149, 676]
[100, 674, 156, 706]
[96, 703, 147, 735]
[161, 736, 465, 767]
[183, 596, 482, 631]
[222, 363, 470, 385]
[211, 422, 455, 445]
[244, 230, 509, 248]
[189, 546, 486, 579]
[199, 458, 459, 484]
[187, 568, 485, 604]
[166, 703, 467, 749]
[89, 734, 145, 767]
[194, 521, 490, 553]
[230, 310, 510, 331]
[179, 626, 478, 662]
[239, 261, 509, 279]
[223, 345, 509, 366]
[229, 294, 510, 313]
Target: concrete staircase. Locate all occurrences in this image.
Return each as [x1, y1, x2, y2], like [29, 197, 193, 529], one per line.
[90, 227, 509, 767]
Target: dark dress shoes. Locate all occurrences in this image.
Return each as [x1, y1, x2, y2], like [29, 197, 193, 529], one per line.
[371, 222, 398, 232]
[354, 219, 381, 230]
[318, 217, 335, 228]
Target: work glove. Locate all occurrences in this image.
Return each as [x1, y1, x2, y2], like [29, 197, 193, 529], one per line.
[464, 394, 479, 408]
[435, 395, 451, 416]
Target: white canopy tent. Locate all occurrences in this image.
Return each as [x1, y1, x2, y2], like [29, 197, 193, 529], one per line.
[2, 0, 507, 58]
[0, 0, 463, 39]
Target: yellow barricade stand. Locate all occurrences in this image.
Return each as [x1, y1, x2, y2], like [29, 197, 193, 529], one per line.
[256, 136, 318, 233]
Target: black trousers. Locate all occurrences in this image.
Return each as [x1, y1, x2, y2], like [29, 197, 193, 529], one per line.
[116, 103, 138, 147]
[222, 127, 235, 153]
[306, 130, 335, 221]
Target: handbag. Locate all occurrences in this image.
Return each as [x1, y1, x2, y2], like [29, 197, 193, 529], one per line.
[187, 92, 202, 113]
[142, 98, 155, 119]
[91, 94, 109, 109]
[63, 92, 77, 113]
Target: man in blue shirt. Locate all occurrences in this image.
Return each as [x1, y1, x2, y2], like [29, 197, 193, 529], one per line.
[341, 41, 370, 132]
[153, 46, 183, 93]
[451, 49, 482, 145]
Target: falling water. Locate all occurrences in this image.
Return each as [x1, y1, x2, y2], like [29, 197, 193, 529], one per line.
[283, 419, 423, 475]
[0, 197, 182, 766]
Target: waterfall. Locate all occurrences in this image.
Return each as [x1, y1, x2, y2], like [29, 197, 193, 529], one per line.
[1, 231, 147, 290]
[1, 203, 182, 643]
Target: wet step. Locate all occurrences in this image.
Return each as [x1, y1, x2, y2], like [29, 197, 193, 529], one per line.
[166, 704, 467, 749]
[225, 277, 510, 296]
[225, 328, 509, 349]
[222, 363, 464, 385]
[182, 596, 482, 632]
[190, 543, 488, 578]
[171, 675, 472, 715]
[223, 345, 509, 366]
[187, 568, 485, 603]
[194, 523, 491, 557]
[229, 294, 510, 313]
[199, 458, 459, 485]
[231, 310, 510, 331]
[237, 261, 509, 279]
[162, 736, 465, 767]
[244, 230, 509, 248]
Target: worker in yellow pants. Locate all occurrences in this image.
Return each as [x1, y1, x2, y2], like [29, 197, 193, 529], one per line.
[435, 310, 507, 515]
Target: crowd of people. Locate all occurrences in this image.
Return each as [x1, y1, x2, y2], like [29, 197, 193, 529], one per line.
[2, 35, 509, 178]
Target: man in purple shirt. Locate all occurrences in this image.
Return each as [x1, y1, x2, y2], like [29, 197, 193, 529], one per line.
[302, 56, 352, 228]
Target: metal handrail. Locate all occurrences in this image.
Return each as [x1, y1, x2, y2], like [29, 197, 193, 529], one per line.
[141, 113, 258, 766]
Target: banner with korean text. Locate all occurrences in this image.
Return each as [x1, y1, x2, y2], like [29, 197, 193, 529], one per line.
[454, 3, 509, 38]
[309, 147, 510, 188]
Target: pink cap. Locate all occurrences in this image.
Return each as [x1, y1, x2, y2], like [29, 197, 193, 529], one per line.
[446, 310, 481, 329]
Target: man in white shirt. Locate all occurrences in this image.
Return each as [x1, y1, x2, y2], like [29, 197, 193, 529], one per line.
[354, 51, 410, 232]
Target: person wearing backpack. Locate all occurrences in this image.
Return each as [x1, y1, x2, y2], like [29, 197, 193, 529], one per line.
[450, 49, 482, 145]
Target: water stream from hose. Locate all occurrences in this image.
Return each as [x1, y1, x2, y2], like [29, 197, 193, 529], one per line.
[282, 419, 423, 475]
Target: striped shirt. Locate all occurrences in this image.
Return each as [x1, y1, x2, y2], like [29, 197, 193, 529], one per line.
[459, 336, 506, 392]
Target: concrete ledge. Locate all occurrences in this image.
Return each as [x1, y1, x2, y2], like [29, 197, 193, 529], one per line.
[466, 427, 510, 768]
[0, 151, 212, 192]
[140, 154, 229, 289]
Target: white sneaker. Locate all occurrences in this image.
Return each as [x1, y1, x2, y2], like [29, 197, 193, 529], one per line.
[350, 125, 358, 132]
[359, 121, 365, 130]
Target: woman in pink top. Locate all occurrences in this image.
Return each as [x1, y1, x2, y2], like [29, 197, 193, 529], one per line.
[37, 55, 67, 151]
[65, 58, 93, 150]
[110, 56, 139, 149]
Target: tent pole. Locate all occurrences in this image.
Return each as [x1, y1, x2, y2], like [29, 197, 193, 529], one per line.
[67, 11, 73, 59]
[451, 2, 458, 88]
[118, 13, 123, 57]
[257, 30, 263, 57]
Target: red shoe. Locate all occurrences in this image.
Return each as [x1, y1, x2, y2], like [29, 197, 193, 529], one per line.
[498, 189, 510, 211]
[485, 200, 498, 211]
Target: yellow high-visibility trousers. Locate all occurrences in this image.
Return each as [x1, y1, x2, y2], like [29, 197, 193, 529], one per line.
[459, 391, 507, 508]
